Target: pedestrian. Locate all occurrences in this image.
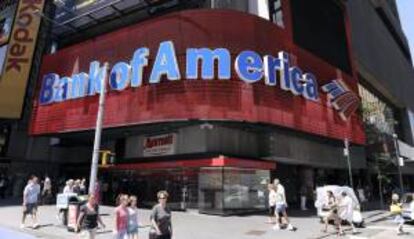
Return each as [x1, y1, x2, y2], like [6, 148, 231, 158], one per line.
[390, 193, 405, 235]
[76, 194, 106, 239]
[73, 179, 81, 195]
[114, 194, 129, 239]
[80, 178, 87, 195]
[272, 179, 295, 231]
[128, 195, 140, 239]
[21, 175, 41, 229]
[267, 183, 277, 224]
[63, 179, 74, 194]
[338, 191, 357, 234]
[321, 190, 342, 234]
[149, 191, 172, 239]
[42, 176, 52, 204]
[300, 185, 308, 211]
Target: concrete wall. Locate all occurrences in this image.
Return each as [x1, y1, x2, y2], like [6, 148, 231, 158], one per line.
[125, 125, 257, 158]
[124, 123, 365, 170]
[266, 129, 366, 169]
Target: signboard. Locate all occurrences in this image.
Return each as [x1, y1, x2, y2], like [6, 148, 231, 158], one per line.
[143, 133, 176, 157]
[39, 41, 319, 105]
[38, 41, 360, 121]
[30, 10, 366, 144]
[0, 0, 17, 46]
[0, 0, 46, 119]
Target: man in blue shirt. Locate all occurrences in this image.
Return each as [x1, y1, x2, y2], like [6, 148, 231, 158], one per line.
[21, 175, 41, 229]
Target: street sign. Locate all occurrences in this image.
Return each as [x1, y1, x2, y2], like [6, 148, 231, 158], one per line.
[343, 148, 349, 156]
[399, 157, 405, 167]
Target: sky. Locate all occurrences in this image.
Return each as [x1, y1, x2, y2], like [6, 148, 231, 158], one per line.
[396, 0, 414, 65]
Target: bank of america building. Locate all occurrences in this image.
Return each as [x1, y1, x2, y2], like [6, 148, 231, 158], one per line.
[0, 0, 413, 214]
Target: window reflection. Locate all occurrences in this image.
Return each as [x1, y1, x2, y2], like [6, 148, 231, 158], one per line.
[269, 0, 284, 28]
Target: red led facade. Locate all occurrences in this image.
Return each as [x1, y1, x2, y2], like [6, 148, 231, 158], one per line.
[30, 9, 365, 144]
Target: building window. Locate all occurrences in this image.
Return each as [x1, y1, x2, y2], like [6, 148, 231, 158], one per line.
[269, 0, 284, 28]
[290, 0, 351, 74]
[358, 83, 396, 137]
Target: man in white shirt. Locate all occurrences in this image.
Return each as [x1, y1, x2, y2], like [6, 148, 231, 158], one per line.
[339, 191, 357, 234]
[21, 176, 41, 228]
[273, 178, 295, 231]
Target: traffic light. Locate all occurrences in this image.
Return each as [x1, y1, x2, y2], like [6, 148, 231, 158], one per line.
[99, 150, 115, 167]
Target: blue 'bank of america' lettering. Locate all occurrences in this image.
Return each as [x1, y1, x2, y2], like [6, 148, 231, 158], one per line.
[39, 41, 319, 105]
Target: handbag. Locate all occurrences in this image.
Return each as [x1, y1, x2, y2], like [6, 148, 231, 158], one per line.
[148, 228, 158, 239]
[390, 204, 402, 214]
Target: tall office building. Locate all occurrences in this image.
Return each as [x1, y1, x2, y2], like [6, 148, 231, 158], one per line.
[0, 0, 412, 214]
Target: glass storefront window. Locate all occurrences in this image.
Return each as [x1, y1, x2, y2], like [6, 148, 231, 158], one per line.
[105, 166, 270, 215]
[223, 168, 268, 211]
[199, 167, 224, 213]
[199, 167, 269, 214]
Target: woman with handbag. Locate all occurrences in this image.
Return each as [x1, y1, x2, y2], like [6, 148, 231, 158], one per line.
[149, 191, 172, 239]
[390, 193, 405, 235]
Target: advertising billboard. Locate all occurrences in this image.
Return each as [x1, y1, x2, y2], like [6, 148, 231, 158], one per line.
[0, 0, 46, 119]
[143, 133, 177, 157]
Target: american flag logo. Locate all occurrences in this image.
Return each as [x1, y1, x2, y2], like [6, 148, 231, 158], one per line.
[322, 80, 360, 121]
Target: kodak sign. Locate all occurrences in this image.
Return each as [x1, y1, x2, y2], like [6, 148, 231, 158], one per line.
[0, 0, 45, 119]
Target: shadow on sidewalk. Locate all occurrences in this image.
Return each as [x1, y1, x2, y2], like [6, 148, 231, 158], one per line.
[0, 197, 22, 207]
[230, 208, 318, 218]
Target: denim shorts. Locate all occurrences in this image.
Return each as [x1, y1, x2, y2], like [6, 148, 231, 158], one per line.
[128, 225, 139, 234]
[276, 204, 286, 214]
[115, 230, 127, 239]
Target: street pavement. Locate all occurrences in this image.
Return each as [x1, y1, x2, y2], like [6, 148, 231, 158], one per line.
[0, 227, 36, 239]
[0, 199, 413, 239]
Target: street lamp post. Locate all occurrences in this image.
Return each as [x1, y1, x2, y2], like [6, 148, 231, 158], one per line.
[392, 134, 404, 194]
[344, 138, 354, 189]
[88, 63, 109, 195]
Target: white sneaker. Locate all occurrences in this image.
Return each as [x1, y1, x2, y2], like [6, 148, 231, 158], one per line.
[33, 223, 39, 229]
[287, 224, 294, 231]
[20, 224, 25, 229]
[273, 224, 280, 230]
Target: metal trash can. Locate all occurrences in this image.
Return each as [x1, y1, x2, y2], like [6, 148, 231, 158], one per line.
[56, 193, 77, 226]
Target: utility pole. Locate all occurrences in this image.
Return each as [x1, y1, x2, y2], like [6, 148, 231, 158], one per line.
[392, 134, 404, 194]
[88, 63, 109, 195]
[344, 138, 354, 189]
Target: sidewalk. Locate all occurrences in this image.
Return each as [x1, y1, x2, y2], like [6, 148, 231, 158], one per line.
[0, 198, 404, 239]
